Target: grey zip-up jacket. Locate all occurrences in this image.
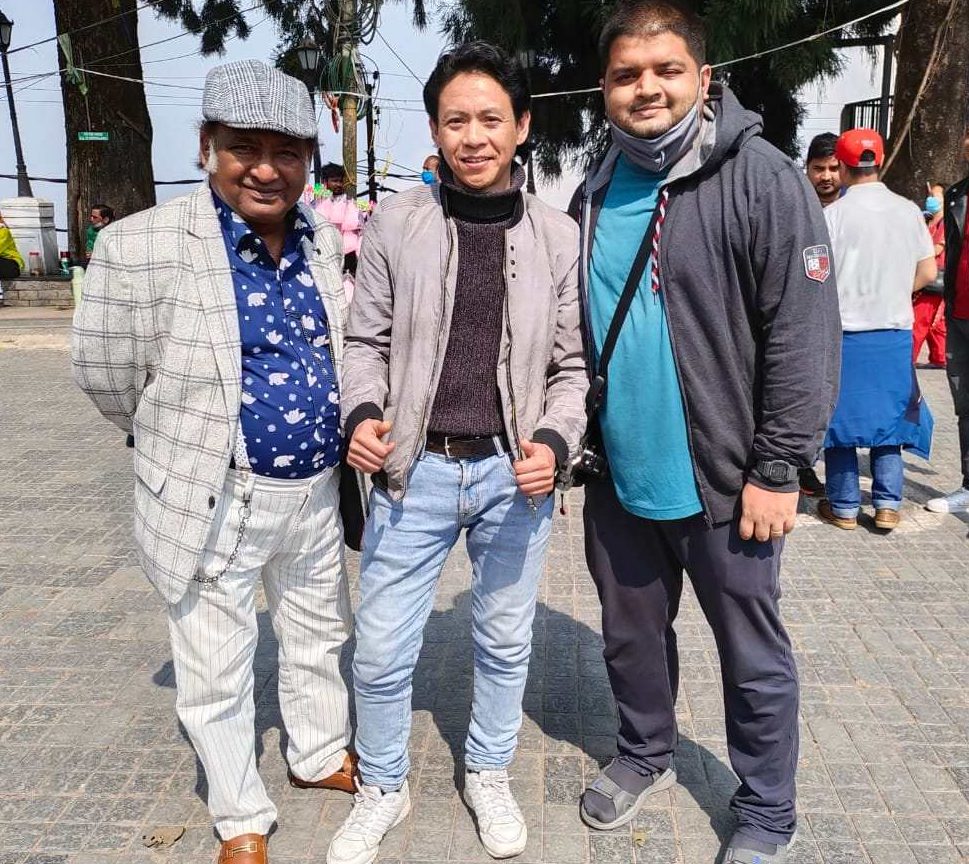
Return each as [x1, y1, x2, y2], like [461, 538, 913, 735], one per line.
[341, 182, 587, 500]
[571, 84, 842, 524]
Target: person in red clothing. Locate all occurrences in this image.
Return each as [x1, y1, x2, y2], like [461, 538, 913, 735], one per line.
[927, 128, 969, 513]
[912, 184, 947, 367]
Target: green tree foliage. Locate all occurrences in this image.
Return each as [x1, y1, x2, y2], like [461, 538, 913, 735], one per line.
[148, 1, 427, 89]
[439, 0, 897, 176]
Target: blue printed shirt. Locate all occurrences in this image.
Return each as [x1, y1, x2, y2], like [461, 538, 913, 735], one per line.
[214, 190, 341, 478]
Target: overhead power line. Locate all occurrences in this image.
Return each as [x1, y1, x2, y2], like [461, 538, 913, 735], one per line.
[375, 30, 424, 86]
[713, 0, 908, 69]
[7, 1, 155, 56]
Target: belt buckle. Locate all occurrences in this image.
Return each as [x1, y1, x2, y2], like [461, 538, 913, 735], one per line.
[443, 435, 452, 459]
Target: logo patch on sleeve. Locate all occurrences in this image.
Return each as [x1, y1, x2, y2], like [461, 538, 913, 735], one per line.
[803, 244, 831, 283]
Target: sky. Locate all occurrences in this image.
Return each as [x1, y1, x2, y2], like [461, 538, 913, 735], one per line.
[0, 0, 887, 245]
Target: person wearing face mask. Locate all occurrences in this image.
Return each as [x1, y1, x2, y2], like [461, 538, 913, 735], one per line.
[420, 153, 440, 184]
[569, 2, 840, 861]
[912, 184, 947, 368]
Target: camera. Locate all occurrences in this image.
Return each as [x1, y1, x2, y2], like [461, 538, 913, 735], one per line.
[566, 440, 608, 488]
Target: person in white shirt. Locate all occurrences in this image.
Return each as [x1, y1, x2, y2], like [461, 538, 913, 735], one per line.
[819, 128, 937, 532]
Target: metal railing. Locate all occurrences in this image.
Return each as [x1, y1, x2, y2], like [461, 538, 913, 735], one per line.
[840, 96, 894, 137]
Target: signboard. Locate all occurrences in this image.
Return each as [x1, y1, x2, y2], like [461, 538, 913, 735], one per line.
[77, 131, 109, 141]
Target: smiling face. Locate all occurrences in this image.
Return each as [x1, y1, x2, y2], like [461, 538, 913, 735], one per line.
[429, 71, 530, 194]
[200, 126, 311, 230]
[602, 31, 711, 140]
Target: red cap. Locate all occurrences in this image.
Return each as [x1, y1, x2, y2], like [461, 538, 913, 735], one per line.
[835, 128, 884, 168]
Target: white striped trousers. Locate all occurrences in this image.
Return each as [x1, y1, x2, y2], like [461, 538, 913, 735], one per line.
[167, 467, 352, 840]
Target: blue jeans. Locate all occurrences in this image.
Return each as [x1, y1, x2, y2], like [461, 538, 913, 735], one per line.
[824, 445, 904, 517]
[352, 450, 554, 790]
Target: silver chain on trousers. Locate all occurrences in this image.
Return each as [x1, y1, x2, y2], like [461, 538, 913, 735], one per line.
[194, 491, 252, 585]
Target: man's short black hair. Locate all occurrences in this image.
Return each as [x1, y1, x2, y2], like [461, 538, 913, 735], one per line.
[598, 0, 706, 71]
[92, 204, 114, 221]
[806, 133, 838, 164]
[844, 164, 879, 180]
[423, 41, 531, 122]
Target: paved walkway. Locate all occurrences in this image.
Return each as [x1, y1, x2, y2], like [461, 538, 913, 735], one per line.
[0, 330, 967, 864]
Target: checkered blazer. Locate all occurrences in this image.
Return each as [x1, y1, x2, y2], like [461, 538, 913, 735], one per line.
[72, 183, 348, 604]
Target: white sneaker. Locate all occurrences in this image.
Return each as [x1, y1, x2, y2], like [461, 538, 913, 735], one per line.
[926, 487, 969, 513]
[464, 769, 527, 859]
[326, 780, 411, 864]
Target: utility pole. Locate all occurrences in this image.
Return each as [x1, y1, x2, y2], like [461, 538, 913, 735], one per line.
[0, 9, 33, 197]
[365, 69, 378, 204]
[339, 0, 358, 200]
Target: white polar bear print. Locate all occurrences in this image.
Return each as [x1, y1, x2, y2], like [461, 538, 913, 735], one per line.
[284, 408, 306, 425]
[328, 391, 340, 404]
[301, 314, 316, 332]
[279, 257, 292, 271]
[283, 297, 292, 308]
[273, 454, 295, 468]
[306, 371, 318, 387]
[239, 248, 258, 264]
[296, 271, 314, 287]
[267, 331, 283, 345]
[241, 391, 256, 405]
[312, 335, 329, 348]
[268, 372, 290, 386]
[247, 292, 267, 307]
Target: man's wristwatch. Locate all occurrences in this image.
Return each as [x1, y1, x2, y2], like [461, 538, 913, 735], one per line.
[754, 459, 798, 486]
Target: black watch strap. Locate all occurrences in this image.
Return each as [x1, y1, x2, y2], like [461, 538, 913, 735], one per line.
[755, 459, 798, 486]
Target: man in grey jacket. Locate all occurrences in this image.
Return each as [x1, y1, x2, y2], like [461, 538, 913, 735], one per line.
[327, 41, 586, 864]
[571, 3, 840, 862]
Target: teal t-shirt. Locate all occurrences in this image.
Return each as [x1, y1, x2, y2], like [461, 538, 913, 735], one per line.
[589, 155, 703, 520]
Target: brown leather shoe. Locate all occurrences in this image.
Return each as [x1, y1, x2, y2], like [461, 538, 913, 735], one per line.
[218, 833, 267, 864]
[288, 751, 358, 794]
[817, 499, 857, 530]
[874, 508, 901, 530]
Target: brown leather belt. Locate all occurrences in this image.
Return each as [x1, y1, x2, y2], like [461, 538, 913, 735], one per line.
[425, 432, 510, 459]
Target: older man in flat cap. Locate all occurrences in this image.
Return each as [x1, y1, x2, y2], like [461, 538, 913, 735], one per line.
[73, 60, 355, 864]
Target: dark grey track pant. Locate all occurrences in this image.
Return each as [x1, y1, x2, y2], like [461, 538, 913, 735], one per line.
[583, 478, 799, 844]
[945, 316, 969, 487]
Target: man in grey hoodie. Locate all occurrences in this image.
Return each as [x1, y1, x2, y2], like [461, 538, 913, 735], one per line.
[570, 3, 841, 862]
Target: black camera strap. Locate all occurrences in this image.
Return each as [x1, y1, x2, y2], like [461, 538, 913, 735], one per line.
[585, 195, 666, 419]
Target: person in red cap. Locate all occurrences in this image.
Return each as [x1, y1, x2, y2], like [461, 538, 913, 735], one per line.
[818, 128, 938, 532]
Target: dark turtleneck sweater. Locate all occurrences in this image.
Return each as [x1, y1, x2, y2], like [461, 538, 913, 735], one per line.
[428, 162, 526, 438]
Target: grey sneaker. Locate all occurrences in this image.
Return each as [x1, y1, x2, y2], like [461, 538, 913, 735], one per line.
[579, 760, 676, 830]
[722, 830, 794, 863]
[926, 487, 969, 513]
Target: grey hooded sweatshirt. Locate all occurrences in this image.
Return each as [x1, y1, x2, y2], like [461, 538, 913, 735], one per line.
[570, 83, 842, 524]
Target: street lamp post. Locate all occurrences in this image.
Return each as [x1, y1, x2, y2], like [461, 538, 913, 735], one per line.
[0, 8, 33, 197]
[295, 39, 324, 187]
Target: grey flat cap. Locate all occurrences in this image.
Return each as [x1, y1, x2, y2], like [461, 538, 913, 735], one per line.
[203, 59, 318, 139]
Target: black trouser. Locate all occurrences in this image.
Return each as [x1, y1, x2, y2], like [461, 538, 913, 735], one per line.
[583, 478, 799, 844]
[945, 316, 969, 487]
[0, 258, 20, 280]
